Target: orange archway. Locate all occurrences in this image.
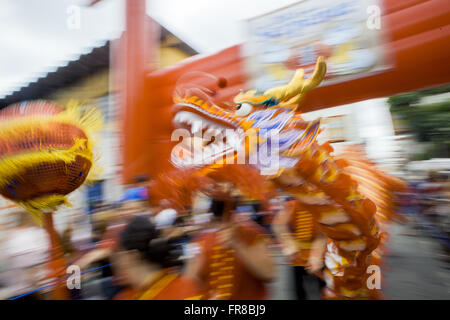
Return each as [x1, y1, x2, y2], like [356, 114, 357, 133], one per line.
[120, 0, 450, 182]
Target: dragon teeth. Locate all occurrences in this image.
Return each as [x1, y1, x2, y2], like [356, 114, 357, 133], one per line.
[174, 111, 228, 131]
[191, 121, 202, 134]
[204, 128, 222, 137]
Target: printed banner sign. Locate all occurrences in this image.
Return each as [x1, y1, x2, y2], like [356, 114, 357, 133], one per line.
[244, 0, 390, 91]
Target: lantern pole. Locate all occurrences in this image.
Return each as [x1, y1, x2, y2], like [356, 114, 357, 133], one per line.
[43, 211, 69, 300]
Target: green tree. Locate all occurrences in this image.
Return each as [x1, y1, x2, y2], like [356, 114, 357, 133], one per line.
[388, 84, 450, 159]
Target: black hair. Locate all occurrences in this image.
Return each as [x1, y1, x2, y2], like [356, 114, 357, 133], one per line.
[210, 198, 225, 219]
[119, 216, 181, 268]
[210, 197, 239, 219]
[251, 201, 262, 213]
[133, 174, 150, 184]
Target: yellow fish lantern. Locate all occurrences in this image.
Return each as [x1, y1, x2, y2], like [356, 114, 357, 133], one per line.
[0, 100, 102, 220]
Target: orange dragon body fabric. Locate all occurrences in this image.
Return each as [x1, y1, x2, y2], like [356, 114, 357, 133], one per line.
[164, 56, 404, 299]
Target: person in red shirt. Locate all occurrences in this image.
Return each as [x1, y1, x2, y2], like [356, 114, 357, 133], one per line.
[185, 196, 276, 300]
[113, 216, 204, 300]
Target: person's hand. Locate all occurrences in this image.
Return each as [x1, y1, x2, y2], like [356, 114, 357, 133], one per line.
[280, 236, 299, 258]
[75, 255, 91, 270]
[306, 254, 324, 276]
[282, 241, 299, 259]
[182, 225, 201, 235]
[165, 226, 185, 239]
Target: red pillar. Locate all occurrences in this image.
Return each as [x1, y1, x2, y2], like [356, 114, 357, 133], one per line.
[118, 0, 158, 184]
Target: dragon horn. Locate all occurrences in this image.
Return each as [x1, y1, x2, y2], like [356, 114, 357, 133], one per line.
[302, 56, 327, 92]
[264, 57, 326, 105]
[263, 69, 305, 102]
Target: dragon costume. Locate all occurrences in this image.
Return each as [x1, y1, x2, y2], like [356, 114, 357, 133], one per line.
[164, 56, 407, 300]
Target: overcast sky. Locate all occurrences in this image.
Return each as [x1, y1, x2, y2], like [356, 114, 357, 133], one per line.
[0, 0, 302, 98]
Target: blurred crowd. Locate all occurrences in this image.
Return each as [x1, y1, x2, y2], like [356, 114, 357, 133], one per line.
[398, 170, 450, 255]
[0, 169, 449, 300]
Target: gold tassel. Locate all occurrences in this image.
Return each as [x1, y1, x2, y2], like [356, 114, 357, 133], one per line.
[17, 194, 72, 225]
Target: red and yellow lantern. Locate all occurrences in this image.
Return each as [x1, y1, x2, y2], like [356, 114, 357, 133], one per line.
[0, 100, 102, 220]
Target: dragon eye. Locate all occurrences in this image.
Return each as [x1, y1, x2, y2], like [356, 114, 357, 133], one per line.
[235, 103, 252, 116]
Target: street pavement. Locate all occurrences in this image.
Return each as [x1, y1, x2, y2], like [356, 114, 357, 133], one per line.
[269, 222, 450, 300]
[383, 223, 450, 299]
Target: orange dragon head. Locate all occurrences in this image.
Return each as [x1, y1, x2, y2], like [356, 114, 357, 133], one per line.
[171, 57, 326, 177]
